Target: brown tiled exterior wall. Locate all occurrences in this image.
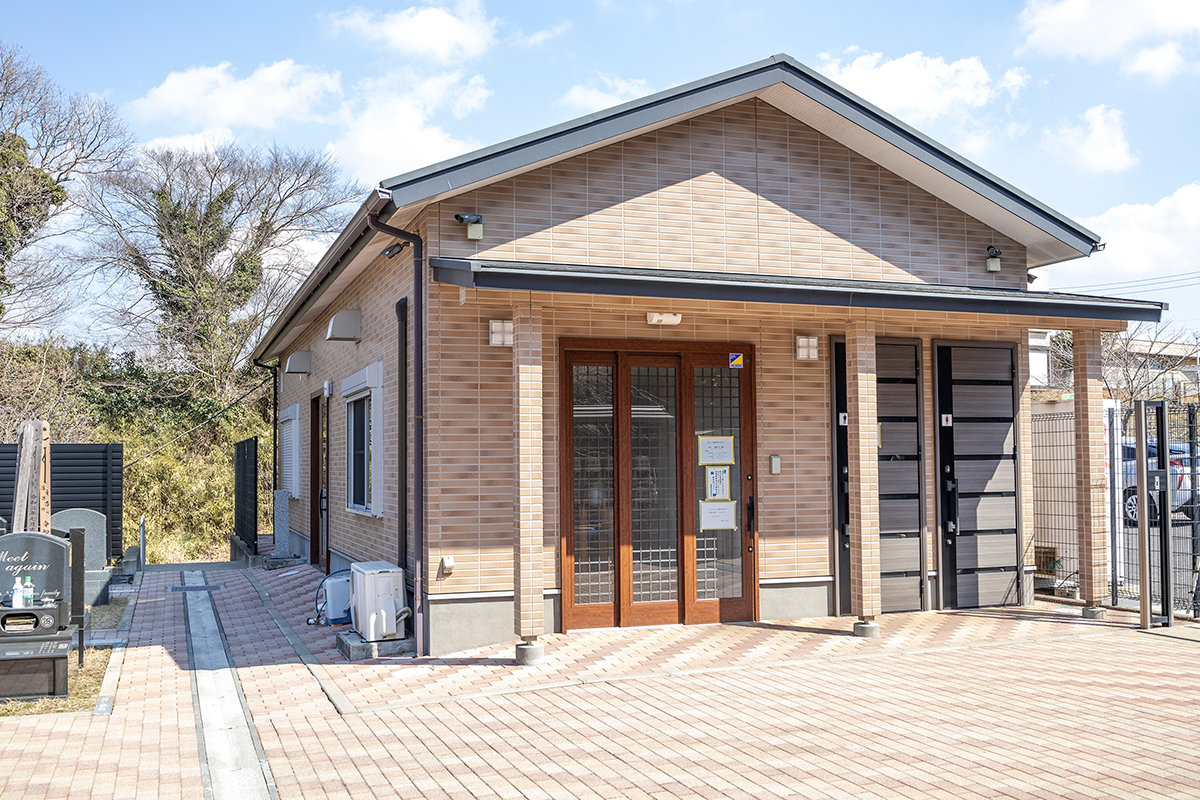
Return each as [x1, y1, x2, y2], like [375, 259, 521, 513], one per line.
[274, 104, 1121, 614]
[427, 99, 1026, 290]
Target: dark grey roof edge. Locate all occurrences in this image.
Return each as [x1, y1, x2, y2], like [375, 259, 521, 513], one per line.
[251, 195, 393, 362]
[430, 257, 1162, 324]
[380, 54, 1099, 257]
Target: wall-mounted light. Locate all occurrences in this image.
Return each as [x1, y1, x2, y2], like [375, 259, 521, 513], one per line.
[795, 335, 819, 361]
[381, 242, 408, 259]
[437, 556, 455, 579]
[986, 245, 1002, 273]
[454, 212, 484, 241]
[646, 312, 682, 325]
[489, 320, 513, 347]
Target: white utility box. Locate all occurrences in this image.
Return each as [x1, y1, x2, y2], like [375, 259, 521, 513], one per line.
[351, 561, 406, 641]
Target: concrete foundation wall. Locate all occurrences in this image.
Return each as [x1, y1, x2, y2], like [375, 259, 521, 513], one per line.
[428, 593, 561, 656]
[759, 580, 834, 621]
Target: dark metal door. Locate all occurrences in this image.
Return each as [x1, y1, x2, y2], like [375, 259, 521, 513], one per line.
[831, 340, 851, 615]
[877, 343, 923, 612]
[936, 344, 1020, 608]
[309, 395, 329, 573]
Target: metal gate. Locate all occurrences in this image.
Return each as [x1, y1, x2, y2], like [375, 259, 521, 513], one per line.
[1110, 402, 1200, 616]
[234, 437, 258, 555]
[935, 343, 1021, 608]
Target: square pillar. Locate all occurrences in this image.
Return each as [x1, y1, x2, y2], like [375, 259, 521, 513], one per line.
[513, 305, 545, 648]
[846, 320, 881, 632]
[1073, 328, 1108, 613]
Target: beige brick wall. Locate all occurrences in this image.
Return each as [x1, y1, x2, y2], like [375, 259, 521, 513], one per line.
[427, 99, 1027, 289]
[276, 241, 416, 568]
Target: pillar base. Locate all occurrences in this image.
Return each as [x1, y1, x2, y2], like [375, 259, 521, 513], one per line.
[1082, 606, 1108, 621]
[515, 641, 545, 666]
[853, 620, 880, 638]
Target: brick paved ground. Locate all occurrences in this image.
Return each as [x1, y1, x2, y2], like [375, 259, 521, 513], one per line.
[2, 561, 1200, 798]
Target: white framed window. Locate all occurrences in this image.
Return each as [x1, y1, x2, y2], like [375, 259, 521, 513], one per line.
[279, 403, 300, 498]
[341, 361, 384, 516]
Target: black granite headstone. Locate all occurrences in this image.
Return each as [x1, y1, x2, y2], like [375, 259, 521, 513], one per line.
[0, 532, 70, 610]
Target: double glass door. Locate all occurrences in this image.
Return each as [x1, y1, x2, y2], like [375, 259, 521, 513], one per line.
[564, 343, 755, 630]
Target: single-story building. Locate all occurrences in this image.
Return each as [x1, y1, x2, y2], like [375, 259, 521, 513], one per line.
[252, 55, 1163, 656]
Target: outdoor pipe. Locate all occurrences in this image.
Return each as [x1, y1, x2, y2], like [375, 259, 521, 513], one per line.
[368, 214, 426, 657]
[395, 297, 410, 636]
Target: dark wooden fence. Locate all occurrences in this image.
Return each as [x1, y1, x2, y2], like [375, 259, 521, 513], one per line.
[234, 437, 258, 555]
[0, 443, 123, 559]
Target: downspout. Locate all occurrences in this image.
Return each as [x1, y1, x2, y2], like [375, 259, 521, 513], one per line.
[395, 297, 410, 636]
[368, 214, 426, 656]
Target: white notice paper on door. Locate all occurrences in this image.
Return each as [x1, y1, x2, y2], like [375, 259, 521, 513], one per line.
[706, 466, 730, 500]
[699, 501, 737, 530]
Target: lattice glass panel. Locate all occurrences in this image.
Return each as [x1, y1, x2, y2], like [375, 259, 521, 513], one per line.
[630, 366, 678, 603]
[695, 367, 742, 600]
[572, 365, 615, 605]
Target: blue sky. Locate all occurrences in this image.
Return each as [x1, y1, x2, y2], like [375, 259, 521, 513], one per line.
[5, 0, 1200, 329]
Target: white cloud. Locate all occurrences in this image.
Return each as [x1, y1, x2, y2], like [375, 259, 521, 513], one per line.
[816, 51, 1025, 125]
[559, 75, 650, 113]
[1053, 185, 1200, 317]
[1125, 41, 1189, 81]
[1041, 104, 1139, 173]
[126, 61, 340, 130]
[329, 1, 496, 64]
[514, 21, 572, 48]
[328, 70, 484, 184]
[1019, 0, 1200, 79]
[140, 128, 235, 153]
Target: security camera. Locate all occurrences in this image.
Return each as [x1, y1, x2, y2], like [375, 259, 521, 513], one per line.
[454, 213, 483, 225]
[987, 245, 1002, 258]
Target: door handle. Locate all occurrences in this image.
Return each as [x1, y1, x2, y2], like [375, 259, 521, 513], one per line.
[944, 478, 959, 535]
[746, 495, 755, 535]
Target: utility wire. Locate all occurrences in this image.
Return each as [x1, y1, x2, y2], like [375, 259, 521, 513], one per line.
[123, 375, 272, 471]
[1059, 269, 1200, 292]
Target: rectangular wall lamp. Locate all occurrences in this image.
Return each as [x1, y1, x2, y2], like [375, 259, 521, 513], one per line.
[796, 335, 819, 361]
[489, 320, 513, 347]
[646, 312, 682, 325]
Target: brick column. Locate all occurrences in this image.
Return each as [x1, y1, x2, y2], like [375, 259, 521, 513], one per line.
[846, 320, 881, 635]
[1073, 328, 1109, 618]
[513, 305, 546, 661]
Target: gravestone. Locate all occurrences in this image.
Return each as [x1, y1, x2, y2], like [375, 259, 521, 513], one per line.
[0, 531, 71, 611]
[0, 531, 76, 696]
[50, 509, 110, 605]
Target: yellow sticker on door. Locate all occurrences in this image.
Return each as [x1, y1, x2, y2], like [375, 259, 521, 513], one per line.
[729, 353, 743, 368]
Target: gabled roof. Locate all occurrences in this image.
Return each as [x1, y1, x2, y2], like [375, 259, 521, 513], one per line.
[254, 54, 1121, 362]
[378, 54, 1100, 268]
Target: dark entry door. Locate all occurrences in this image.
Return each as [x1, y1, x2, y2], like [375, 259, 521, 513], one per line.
[832, 340, 923, 614]
[832, 341, 851, 615]
[309, 394, 329, 573]
[563, 343, 755, 630]
[935, 344, 1020, 608]
[877, 343, 923, 611]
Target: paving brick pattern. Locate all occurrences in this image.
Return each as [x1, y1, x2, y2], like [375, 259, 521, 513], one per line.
[0, 570, 202, 799]
[4, 562, 1200, 798]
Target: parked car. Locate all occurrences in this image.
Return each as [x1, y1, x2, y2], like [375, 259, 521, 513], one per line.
[1121, 440, 1196, 524]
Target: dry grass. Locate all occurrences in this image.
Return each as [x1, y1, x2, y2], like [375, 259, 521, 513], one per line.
[0, 647, 111, 716]
[86, 597, 128, 630]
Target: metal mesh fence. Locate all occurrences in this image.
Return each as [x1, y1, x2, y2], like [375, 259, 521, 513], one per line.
[1031, 412, 1078, 596]
[1030, 403, 1200, 616]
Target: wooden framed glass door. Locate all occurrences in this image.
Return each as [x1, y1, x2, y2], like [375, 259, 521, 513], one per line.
[562, 340, 756, 631]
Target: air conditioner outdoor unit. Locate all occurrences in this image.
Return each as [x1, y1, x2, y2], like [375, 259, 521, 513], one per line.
[351, 561, 408, 642]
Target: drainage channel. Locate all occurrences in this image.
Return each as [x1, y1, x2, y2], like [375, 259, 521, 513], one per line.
[182, 570, 277, 800]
